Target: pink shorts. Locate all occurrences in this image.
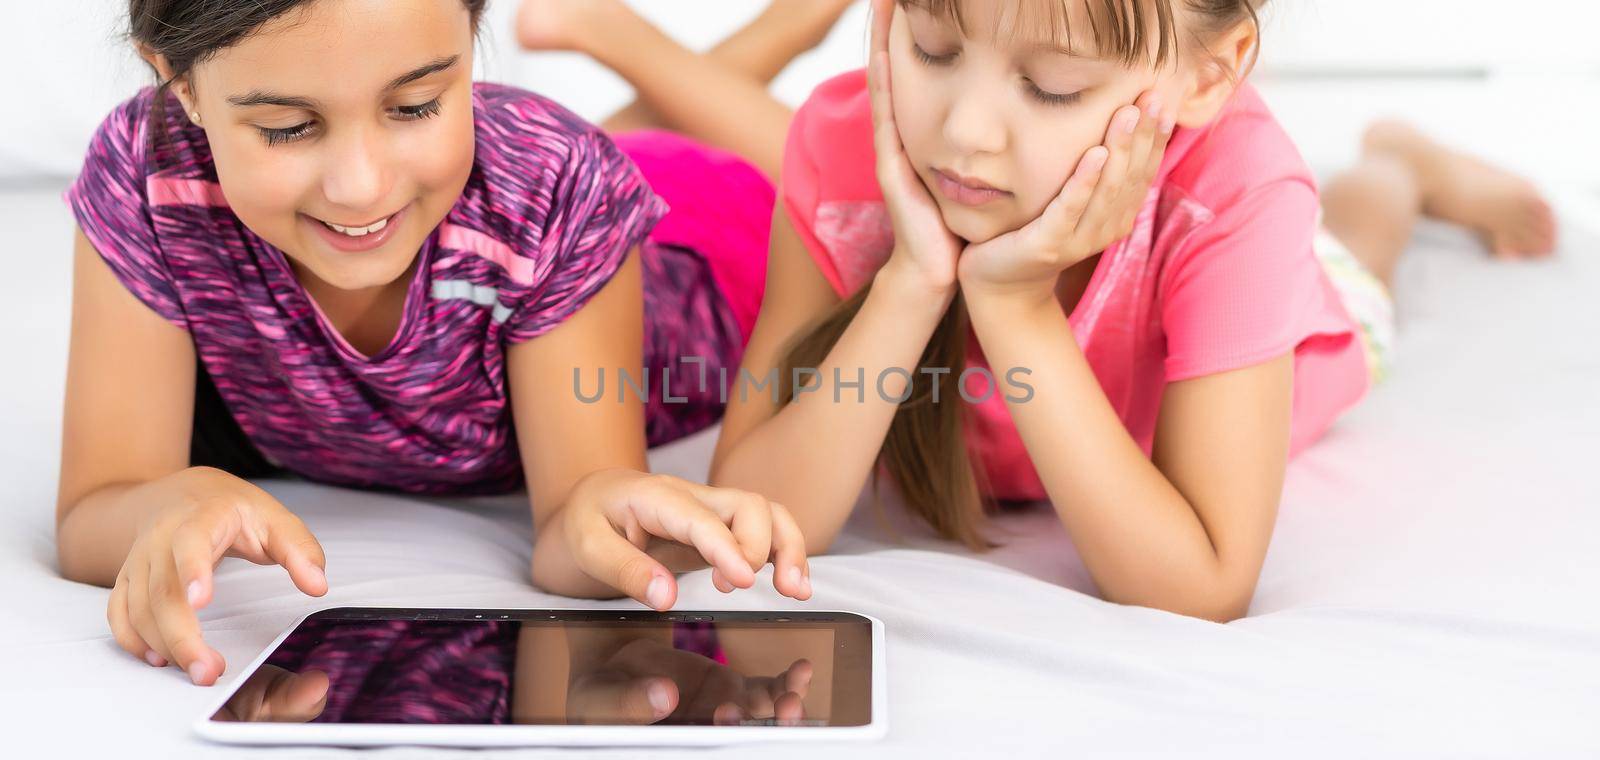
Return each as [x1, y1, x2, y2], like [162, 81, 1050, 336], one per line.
[613, 129, 774, 344]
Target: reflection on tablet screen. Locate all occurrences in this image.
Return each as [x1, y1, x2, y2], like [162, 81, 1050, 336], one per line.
[210, 611, 870, 728]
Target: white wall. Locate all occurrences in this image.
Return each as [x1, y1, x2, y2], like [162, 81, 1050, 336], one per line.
[4, 0, 1597, 185]
[1257, 0, 1600, 185]
[1260, 0, 1600, 73]
[1, 1, 147, 180]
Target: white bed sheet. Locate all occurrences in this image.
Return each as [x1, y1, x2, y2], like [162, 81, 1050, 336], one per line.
[2, 180, 1598, 757]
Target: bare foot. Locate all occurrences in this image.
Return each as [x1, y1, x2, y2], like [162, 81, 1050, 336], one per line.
[1362, 120, 1558, 259]
[516, 0, 626, 52]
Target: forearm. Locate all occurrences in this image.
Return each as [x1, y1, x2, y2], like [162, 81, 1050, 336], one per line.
[56, 480, 168, 587]
[711, 261, 952, 553]
[963, 290, 1246, 618]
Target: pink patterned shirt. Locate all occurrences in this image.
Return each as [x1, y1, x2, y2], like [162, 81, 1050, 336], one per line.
[67, 83, 675, 494]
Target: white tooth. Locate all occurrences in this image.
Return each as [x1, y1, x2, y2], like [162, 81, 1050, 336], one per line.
[322, 216, 389, 237]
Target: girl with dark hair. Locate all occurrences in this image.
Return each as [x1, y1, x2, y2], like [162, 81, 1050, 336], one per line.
[55, 0, 852, 686]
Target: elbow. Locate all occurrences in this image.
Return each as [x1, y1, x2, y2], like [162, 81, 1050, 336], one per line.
[55, 539, 110, 588]
[1175, 581, 1256, 623]
[55, 546, 82, 584]
[1189, 597, 1253, 624]
[58, 563, 105, 588]
[54, 491, 124, 588]
[1103, 576, 1257, 623]
[52, 510, 99, 587]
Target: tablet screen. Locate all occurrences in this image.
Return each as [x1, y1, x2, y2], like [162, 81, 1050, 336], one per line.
[208, 608, 872, 728]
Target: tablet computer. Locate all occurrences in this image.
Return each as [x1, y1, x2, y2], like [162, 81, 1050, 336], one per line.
[194, 606, 885, 747]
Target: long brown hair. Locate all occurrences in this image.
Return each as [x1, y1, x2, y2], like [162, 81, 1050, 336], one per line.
[777, 0, 1264, 549]
[780, 286, 992, 549]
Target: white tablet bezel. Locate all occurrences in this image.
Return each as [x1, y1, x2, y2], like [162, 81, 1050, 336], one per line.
[193, 606, 887, 747]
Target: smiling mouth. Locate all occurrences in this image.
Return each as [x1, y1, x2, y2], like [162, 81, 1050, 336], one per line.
[305, 205, 411, 254]
[316, 214, 395, 238]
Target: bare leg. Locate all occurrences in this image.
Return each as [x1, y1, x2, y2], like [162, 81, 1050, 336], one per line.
[517, 0, 856, 178]
[1323, 120, 1559, 291]
[594, 0, 857, 133]
[1321, 142, 1424, 290]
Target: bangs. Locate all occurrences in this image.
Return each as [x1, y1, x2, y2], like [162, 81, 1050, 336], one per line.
[901, 0, 1179, 68]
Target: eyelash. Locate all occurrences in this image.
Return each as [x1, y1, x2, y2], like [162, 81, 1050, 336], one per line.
[259, 122, 314, 147]
[1023, 80, 1082, 107]
[256, 98, 444, 146]
[396, 98, 442, 120]
[912, 44, 1082, 108]
[911, 43, 958, 67]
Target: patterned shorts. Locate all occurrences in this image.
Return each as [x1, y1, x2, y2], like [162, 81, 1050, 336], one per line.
[1314, 224, 1397, 386]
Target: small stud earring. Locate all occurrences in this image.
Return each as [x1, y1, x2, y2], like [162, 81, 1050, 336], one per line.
[191, 111, 202, 125]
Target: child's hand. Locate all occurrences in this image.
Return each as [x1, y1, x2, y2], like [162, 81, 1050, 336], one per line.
[561, 469, 811, 610]
[108, 467, 329, 686]
[567, 637, 811, 725]
[868, 0, 963, 299]
[958, 91, 1173, 303]
[211, 665, 331, 722]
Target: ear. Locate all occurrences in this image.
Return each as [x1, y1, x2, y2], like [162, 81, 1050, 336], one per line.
[137, 45, 203, 125]
[1172, 19, 1259, 128]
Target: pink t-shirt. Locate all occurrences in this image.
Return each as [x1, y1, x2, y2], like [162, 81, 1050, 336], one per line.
[781, 71, 1368, 501]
